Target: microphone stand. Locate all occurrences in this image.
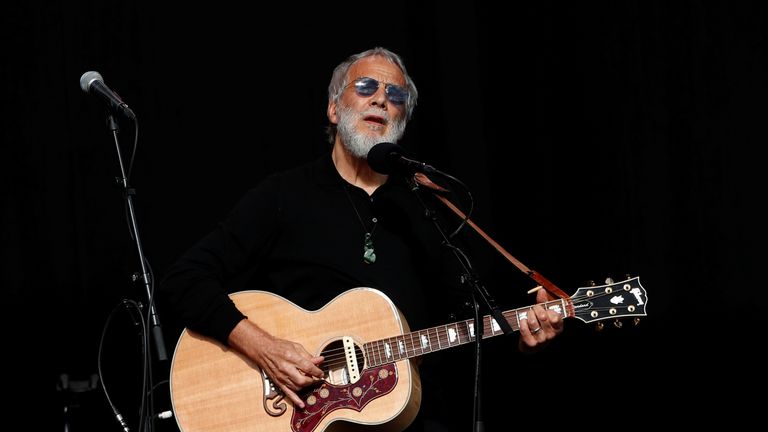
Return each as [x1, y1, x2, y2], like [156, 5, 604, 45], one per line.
[106, 114, 167, 431]
[107, 114, 167, 363]
[407, 176, 514, 432]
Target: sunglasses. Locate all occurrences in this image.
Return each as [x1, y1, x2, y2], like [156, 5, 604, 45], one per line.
[349, 77, 409, 106]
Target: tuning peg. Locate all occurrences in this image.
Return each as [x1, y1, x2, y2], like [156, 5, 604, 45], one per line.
[613, 319, 623, 329]
[604, 277, 614, 284]
[595, 322, 605, 332]
[633, 318, 641, 326]
[588, 280, 596, 287]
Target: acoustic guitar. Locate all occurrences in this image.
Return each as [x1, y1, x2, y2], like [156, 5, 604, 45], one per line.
[170, 276, 647, 431]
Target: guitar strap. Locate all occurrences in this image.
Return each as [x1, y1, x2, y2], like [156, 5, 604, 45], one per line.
[413, 173, 570, 300]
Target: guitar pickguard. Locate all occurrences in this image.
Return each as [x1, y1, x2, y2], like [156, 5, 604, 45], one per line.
[291, 364, 399, 432]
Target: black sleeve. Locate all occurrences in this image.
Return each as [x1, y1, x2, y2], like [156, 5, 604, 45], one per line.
[159, 176, 282, 345]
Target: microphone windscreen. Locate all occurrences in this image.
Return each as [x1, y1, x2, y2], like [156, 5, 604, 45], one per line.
[367, 142, 402, 174]
[79, 71, 103, 92]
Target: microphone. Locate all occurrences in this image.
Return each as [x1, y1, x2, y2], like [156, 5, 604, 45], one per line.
[367, 142, 437, 175]
[79, 71, 136, 120]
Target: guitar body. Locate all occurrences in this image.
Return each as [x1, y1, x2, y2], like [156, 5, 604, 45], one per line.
[170, 288, 422, 432]
[170, 276, 649, 431]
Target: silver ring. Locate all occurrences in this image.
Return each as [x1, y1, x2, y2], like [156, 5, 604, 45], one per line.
[531, 327, 542, 334]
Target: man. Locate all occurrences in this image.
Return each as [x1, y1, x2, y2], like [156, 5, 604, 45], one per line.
[161, 47, 563, 431]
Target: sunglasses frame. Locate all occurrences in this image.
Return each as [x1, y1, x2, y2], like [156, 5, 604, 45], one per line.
[348, 76, 409, 106]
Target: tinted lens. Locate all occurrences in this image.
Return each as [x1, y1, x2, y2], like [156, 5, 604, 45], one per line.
[353, 77, 408, 105]
[354, 78, 379, 96]
[384, 84, 408, 105]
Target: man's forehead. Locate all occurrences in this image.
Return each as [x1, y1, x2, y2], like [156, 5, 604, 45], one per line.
[348, 57, 405, 84]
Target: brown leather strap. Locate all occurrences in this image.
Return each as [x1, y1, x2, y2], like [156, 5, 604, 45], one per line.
[414, 173, 570, 300]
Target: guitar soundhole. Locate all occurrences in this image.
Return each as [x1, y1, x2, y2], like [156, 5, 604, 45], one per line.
[320, 340, 365, 385]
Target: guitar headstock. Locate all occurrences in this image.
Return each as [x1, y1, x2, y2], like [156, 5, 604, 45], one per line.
[569, 276, 647, 324]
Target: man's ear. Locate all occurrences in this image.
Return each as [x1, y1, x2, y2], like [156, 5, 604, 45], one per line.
[327, 101, 338, 124]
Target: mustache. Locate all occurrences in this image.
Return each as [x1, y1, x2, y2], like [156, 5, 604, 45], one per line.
[359, 109, 389, 122]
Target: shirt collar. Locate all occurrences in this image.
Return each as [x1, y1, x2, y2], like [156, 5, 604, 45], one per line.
[311, 152, 407, 193]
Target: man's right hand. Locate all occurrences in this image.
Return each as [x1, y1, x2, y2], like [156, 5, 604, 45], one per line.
[227, 319, 325, 408]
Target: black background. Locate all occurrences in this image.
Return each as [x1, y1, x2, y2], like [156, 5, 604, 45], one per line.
[3, 1, 765, 430]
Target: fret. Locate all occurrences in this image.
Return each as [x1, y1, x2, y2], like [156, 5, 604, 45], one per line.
[383, 338, 392, 361]
[375, 339, 384, 366]
[393, 336, 400, 360]
[489, 317, 501, 335]
[506, 311, 519, 332]
[397, 337, 405, 359]
[419, 331, 430, 353]
[446, 324, 458, 345]
[365, 341, 376, 366]
[369, 341, 376, 367]
[547, 299, 565, 318]
[519, 309, 529, 322]
[365, 298, 574, 366]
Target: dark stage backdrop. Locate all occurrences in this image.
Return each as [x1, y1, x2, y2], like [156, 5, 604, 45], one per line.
[3, 1, 765, 430]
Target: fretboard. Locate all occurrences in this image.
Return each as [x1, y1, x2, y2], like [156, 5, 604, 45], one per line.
[363, 299, 572, 367]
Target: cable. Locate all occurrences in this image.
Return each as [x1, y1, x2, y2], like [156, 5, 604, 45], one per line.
[98, 299, 145, 432]
[127, 117, 139, 182]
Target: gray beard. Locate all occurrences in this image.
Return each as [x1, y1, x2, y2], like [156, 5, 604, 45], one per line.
[337, 105, 406, 159]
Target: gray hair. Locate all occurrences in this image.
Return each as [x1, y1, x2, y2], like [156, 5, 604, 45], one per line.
[326, 47, 418, 143]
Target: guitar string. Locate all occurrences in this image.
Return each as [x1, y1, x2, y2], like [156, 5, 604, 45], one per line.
[314, 293, 640, 369]
[315, 311, 520, 363]
[316, 305, 548, 368]
[311, 288, 645, 367]
[319, 303, 571, 364]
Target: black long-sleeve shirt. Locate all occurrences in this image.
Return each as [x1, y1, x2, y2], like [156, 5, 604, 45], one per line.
[160, 153, 496, 431]
[161, 153, 473, 344]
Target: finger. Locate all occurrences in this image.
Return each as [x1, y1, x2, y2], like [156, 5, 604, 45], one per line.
[280, 384, 306, 409]
[267, 357, 312, 390]
[519, 310, 539, 345]
[263, 368, 307, 408]
[548, 309, 564, 333]
[521, 306, 545, 342]
[535, 288, 552, 304]
[297, 355, 325, 379]
[309, 356, 325, 379]
[284, 363, 323, 391]
[534, 304, 551, 335]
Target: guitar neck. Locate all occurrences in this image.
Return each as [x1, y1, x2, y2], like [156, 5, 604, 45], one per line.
[363, 298, 573, 367]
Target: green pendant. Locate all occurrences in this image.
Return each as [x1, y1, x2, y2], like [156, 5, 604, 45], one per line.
[363, 233, 376, 264]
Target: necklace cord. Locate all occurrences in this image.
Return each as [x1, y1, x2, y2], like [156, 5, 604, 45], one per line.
[342, 184, 378, 264]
